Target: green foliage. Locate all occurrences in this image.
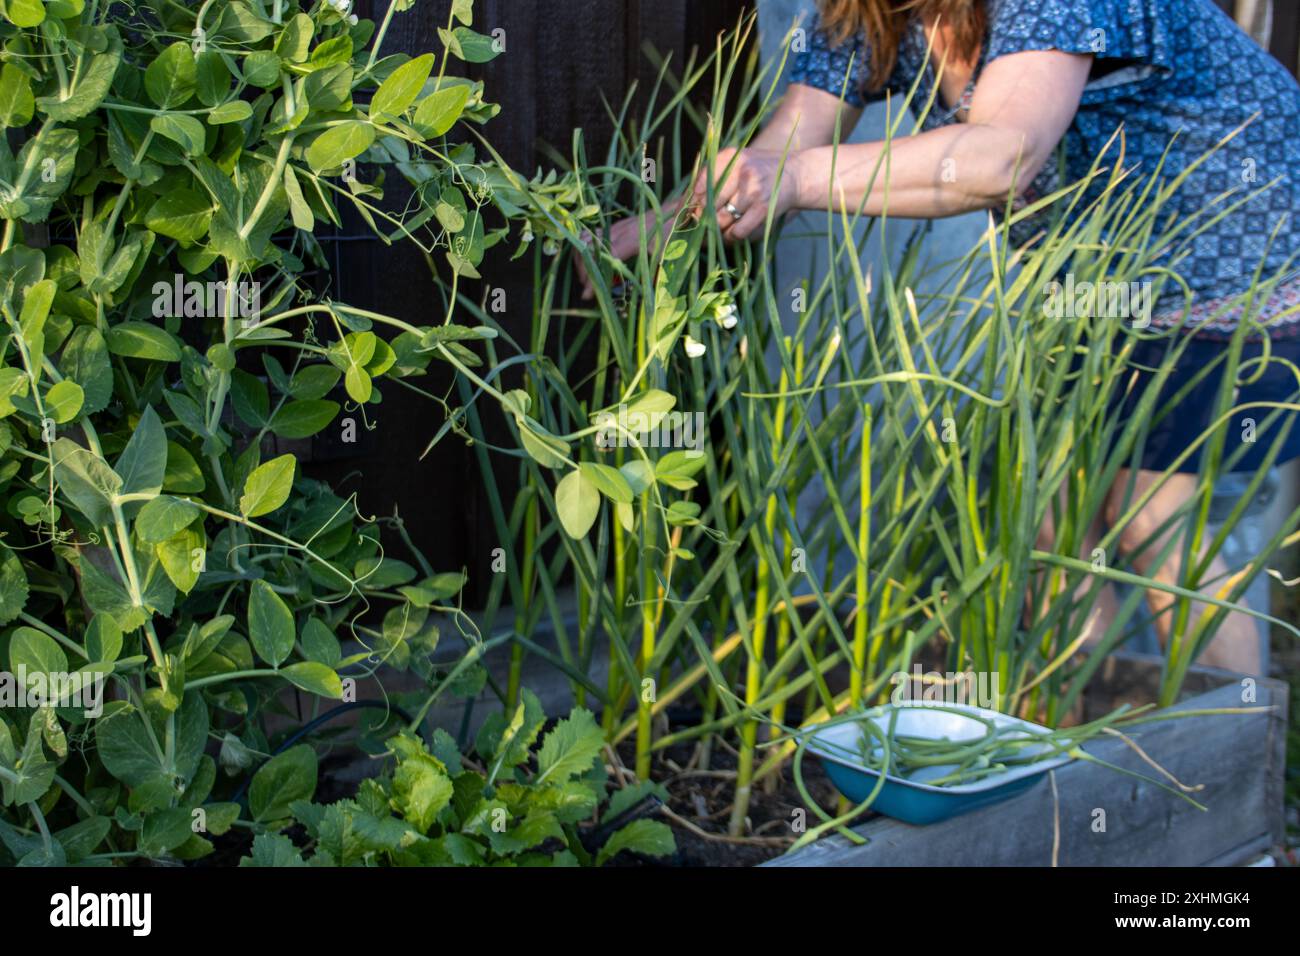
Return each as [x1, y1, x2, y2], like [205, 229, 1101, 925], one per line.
[0, 0, 547, 866]
[460, 21, 1300, 843]
[241, 704, 675, 867]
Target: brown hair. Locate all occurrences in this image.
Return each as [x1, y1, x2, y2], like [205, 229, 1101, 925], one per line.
[816, 0, 988, 92]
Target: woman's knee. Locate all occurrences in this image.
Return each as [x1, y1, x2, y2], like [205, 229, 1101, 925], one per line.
[1104, 470, 1195, 562]
[1034, 511, 1057, 551]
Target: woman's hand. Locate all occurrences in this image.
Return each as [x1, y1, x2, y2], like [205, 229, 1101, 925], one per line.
[691, 147, 805, 242]
[575, 202, 683, 301]
[573, 146, 806, 299]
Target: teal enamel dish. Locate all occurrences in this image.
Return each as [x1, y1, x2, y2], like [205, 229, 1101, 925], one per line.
[804, 702, 1076, 826]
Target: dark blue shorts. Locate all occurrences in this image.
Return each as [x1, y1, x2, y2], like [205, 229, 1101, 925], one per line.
[1113, 334, 1300, 474]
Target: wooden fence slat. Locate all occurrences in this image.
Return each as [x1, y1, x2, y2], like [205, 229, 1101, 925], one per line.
[1270, 0, 1300, 77]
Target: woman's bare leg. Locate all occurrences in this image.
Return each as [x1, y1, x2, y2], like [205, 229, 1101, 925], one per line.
[1031, 489, 1119, 646]
[1105, 468, 1261, 673]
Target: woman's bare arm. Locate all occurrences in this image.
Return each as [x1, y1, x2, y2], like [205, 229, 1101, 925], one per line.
[750, 82, 864, 153]
[577, 82, 861, 296]
[705, 50, 1093, 238]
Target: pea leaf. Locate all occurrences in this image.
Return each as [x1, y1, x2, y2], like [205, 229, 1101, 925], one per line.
[95, 705, 165, 786]
[3, 0, 45, 29]
[0, 63, 34, 127]
[289, 365, 340, 401]
[248, 579, 295, 667]
[195, 51, 231, 106]
[139, 807, 196, 856]
[55, 816, 112, 863]
[58, 327, 113, 415]
[36, 29, 121, 120]
[275, 14, 315, 63]
[309, 34, 353, 69]
[412, 84, 469, 138]
[51, 438, 122, 527]
[85, 614, 123, 663]
[239, 454, 296, 517]
[150, 113, 207, 157]
[281, 661, 343, 699]
[654, 449, 707, 490]
[0, 367, 29, 418]
[0, 545, 29, 626]
[268, 399, 339, 438]
[242, 50, 281, 88]
[370, 53, 434, 120]
[114, 405, 167, 503]
[163, 441, 206, 494]
[517, 419, 569, 469]
[248, 745, 317, 823]
[305, 121, 375, 173]
[0, 126, 78, 222]
[621, 388, 677, 418]
[45, 380, 84, 424]
[344, 365, 372, 403]
[579, 462, 634, 504]
[135, 495, 200, 543]
[300, 618, 341, 667]
[283, 165, 314, 231]
[230, 369, 269, 427]
[303, 63, 353, 112]
[8, 627, 67, 687]
[156, 523, 203, 593]
[18, 278, 54, 358]
[145, 189, 213, 242]
[555, 468, 599, 540]
[439, 26, 501, 63]
[106, 322, 182, 362]
[2, 720, 55, 806]
[145, 42, 198, 109]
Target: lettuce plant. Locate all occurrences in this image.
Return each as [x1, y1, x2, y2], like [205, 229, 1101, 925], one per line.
[240, 699, 676, 866]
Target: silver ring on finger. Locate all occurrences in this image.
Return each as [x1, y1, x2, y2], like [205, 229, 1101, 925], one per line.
[723, 202, 743, 221]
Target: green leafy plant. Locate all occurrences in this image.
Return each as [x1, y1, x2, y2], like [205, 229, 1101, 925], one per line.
[0, 0, 541, 865]
[240, 698, 676, 866]
[456, 20, 1300, 841]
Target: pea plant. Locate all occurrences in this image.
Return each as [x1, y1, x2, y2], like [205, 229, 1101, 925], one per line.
[0, 0, 548, 865]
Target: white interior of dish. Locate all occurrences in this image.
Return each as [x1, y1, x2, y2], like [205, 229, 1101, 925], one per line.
[805, 701, 1074, 795]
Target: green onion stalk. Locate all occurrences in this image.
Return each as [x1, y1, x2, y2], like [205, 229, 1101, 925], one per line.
[440, 17, 1299, 834]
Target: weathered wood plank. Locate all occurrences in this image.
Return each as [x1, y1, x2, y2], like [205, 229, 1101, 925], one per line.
[768, 657, 1287, 866]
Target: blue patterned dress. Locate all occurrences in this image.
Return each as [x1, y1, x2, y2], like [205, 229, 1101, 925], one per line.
[789, 0, 1300, 470]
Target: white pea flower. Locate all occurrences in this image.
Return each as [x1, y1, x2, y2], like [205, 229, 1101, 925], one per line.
[521, 224, 534, 244]
[543, 238, 559, 257]
[348, 14, 358, 25]
[684, 335, 707, 359]
[709, 295, 738, 330]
